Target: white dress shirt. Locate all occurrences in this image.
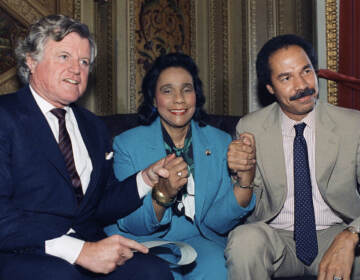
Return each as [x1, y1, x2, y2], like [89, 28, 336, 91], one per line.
[270, 107, 343, 231]
[30, 86, 147, 264]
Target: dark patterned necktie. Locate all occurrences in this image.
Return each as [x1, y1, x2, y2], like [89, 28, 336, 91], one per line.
[293, 122, 318, 265]
[51, 108, 83, 203]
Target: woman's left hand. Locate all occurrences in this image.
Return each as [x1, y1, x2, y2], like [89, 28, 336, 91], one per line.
[158, 155, 188, 199]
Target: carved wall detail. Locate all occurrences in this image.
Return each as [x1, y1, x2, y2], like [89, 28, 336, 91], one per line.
[248, 0, 259, 112]
[93, 0, 115, 115]
[325, 0, 338, 105]
[133, 0, 192, 112]
[0, 0, 76, 95]
[208, 0, 216, 114]
[267, 0, 276, 37]
[73, 0, 81, 20]
[189, 0, 196, 60]
[129, 0, 137, 113]
[222, 0, 229, 115]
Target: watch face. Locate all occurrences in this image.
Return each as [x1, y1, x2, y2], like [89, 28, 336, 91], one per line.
[348, 226, 360, 234]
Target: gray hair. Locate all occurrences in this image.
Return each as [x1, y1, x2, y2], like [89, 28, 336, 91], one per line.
[15, 14, 97, 84]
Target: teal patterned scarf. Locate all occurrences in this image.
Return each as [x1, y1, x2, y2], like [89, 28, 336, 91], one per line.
[161, 124, 194, 216]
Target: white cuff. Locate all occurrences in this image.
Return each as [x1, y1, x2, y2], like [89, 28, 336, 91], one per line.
[45, 234, 85, 264]
[136, 172, 152, 199]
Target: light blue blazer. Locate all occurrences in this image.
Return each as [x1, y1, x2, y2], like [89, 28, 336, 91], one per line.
[105, 117, 255, 246]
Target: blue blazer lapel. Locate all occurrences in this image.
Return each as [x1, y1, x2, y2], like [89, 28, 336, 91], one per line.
[191, 121, 213, 221]
[144, 118, 167, 160]
[19, 87, 73, 188]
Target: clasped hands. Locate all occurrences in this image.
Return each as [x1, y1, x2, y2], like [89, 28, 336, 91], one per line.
[75, 155, 188, 274]
[143, 153, 189, 201]
[227, 132, 256, 187]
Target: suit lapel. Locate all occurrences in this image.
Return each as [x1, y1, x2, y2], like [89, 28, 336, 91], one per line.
[315, 102, 339, 194]
[19, 87, 73, 188]
[71, 105, 103, 207]
[257, 104, 288, 206]
[191, 121, 213, 221]
[144, 118, 167, 160]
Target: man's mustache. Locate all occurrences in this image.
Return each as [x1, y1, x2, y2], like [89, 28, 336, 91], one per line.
[289, 88, 316, 101]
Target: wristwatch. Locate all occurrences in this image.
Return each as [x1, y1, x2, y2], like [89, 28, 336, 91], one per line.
[231, 174, 255, 189]
[345, 226, 360, 246]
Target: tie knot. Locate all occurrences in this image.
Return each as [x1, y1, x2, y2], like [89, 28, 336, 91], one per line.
[51, 108, 67, 120]
[294, 122, 306, 137]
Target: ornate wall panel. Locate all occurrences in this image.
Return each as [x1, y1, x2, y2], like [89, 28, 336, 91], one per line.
[226, 0, 248, 116]
[91, 0, 116, 115]
[246, 0, 315, 113]
[325, 0, 338, 105]
[132, 0, 192, 113]
[0, 0, 77, 95]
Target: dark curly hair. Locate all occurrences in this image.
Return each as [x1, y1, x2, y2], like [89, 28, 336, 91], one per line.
[256, 34, 318, 91]
[138, 52, 207, 126]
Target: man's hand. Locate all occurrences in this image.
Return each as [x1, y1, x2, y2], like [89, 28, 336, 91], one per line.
[157, 155, 188, 198]
[227, 132, 256, 186]
[318, 230, 358, 280]
[141, 154, 175, 186]
[75, 235, 148, 274]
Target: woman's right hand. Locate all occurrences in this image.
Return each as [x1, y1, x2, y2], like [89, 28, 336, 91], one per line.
[158, 155, 188, 198]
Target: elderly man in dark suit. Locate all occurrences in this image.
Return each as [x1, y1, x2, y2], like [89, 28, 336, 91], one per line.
[0, 14, 173, 280]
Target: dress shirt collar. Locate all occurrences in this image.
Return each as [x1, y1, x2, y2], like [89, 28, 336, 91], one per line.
[29, 84, 70, 115]
[280, 104, 316, 136]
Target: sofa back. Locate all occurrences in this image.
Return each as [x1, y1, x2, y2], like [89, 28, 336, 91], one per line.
[100, 113, 241, 140]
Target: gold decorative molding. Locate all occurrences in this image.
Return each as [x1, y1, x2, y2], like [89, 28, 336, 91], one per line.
[208, 0, 216, 113]
[0, 0, 42, 26]
[73, 0, 81, 20]
[248, 0, 258, 111]
[0, 68, 16, 85]
[325, 0, 338, 105]
[94, 0, 115, 115]
[267, 0, 276, 37]
[0, 68, 19, 94]
[27, 0, 51, 15]
[278, 0, 286, 35]
[190, 0, 196, 60]
[0, 76, 20, 94]
[295, 0, 303, 34]
[57, 0, 74, 17]
[129, 0, 136, 113]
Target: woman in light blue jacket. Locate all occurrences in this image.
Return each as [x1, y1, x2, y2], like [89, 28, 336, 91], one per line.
[105, 53, 255, 279]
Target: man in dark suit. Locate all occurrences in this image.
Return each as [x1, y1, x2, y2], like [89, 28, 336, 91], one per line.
[0, 14, 173, 280]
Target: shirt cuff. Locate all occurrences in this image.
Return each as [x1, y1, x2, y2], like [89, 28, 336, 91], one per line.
[45, 234, 85, 264]
[136, 172, 152, 199]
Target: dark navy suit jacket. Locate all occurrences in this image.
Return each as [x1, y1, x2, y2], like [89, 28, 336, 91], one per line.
[0, 86, 141, 254]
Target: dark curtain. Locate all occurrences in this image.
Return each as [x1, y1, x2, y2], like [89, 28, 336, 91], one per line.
[337, 0, 360, 109]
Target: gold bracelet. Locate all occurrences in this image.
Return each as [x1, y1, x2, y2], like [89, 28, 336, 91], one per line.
[234, 183, 255, 189]
[231, 175, 254, 189]
[152, 184, 176, 207]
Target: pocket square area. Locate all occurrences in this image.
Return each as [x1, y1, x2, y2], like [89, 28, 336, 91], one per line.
[105, 152, 113, 160]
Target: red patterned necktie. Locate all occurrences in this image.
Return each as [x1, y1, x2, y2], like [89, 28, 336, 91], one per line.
[51, 108, 84, 203]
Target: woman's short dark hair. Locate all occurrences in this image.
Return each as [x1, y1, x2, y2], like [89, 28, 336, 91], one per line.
[256, 34, 318, 89]
[138, 52, 207, 125]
